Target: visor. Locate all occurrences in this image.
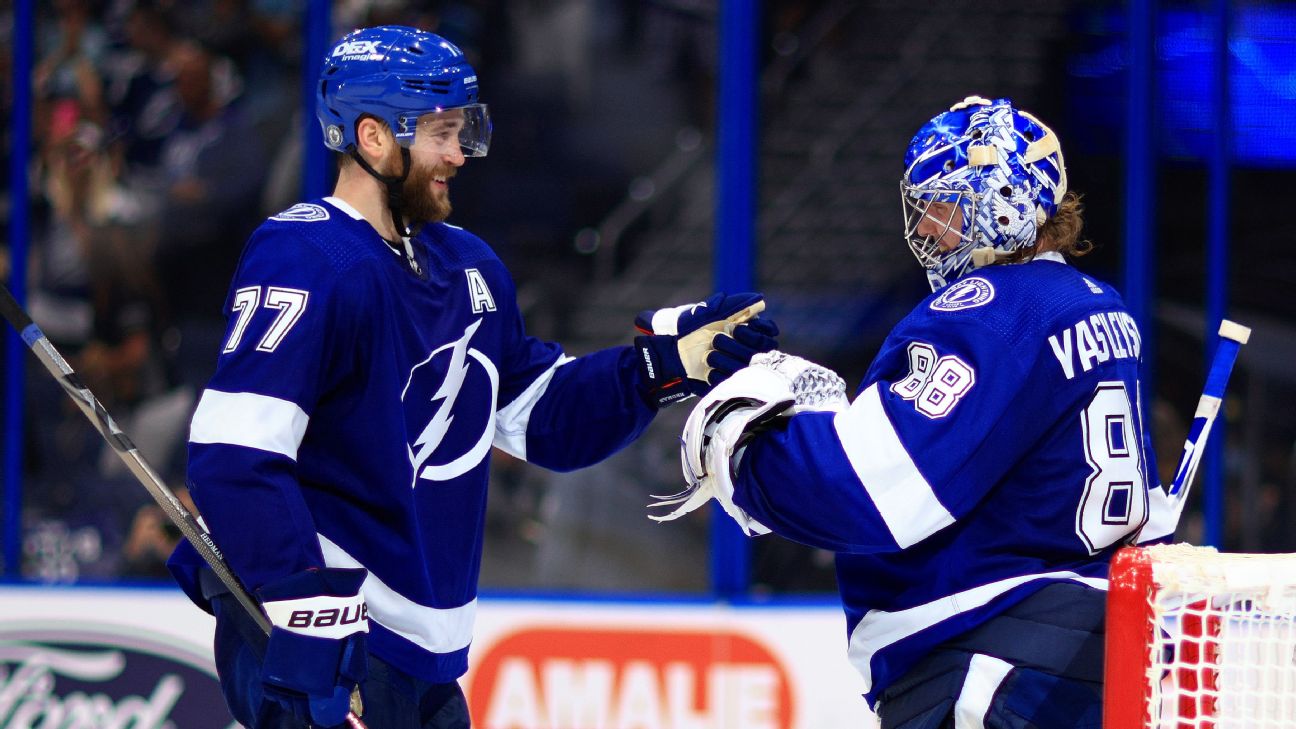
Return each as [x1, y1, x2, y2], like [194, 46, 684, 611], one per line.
[398, 103, 492, 157]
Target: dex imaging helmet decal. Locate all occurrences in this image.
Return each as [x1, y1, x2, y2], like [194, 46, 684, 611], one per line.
[402, 319, 499, 485]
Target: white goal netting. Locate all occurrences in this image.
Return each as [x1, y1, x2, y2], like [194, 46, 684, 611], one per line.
[1107, 544, 1296, 729]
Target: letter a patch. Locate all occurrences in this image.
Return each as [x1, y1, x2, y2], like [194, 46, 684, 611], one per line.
[465, 268, 496, 313]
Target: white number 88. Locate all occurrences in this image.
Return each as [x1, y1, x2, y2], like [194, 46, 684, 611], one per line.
[890, 342, 976, 419]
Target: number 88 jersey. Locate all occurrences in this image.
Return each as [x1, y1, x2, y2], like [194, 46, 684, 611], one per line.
[727, 253, 1163, 705]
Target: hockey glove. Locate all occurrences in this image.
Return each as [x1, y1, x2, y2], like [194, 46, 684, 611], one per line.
[651, 351, 848, 532]
[257, 568, 369, 728]
[634, 292, 779, 408]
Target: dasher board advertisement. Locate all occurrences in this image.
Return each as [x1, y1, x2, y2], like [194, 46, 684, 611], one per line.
[0, 587, 877, 729]
[464, 600, 877, 729]
[0, 585, 231, 729]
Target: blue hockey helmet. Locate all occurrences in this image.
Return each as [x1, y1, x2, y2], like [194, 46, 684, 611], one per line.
[900, 96, 1067, 290]
[317, 25, 490, 157]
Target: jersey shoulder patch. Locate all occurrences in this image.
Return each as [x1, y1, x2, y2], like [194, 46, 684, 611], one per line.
[930, 276, 996, 312]
[270, 203, 330, 222]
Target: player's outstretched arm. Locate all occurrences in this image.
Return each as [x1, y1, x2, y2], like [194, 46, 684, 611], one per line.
[492, 293, 775, 472]
[633, 292, 779, 408]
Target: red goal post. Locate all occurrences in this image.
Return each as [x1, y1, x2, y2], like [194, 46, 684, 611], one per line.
[1105, 543, 1296, 728]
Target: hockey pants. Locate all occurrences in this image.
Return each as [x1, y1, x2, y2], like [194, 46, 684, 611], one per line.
[874, 582, 1105, 729]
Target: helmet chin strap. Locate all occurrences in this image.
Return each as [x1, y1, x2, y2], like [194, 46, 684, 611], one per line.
[349, 146, 423, 276]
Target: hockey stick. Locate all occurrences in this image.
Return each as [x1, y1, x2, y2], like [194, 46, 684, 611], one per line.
[0, 284, 366, 729]
[1167, 319, 1251, 526]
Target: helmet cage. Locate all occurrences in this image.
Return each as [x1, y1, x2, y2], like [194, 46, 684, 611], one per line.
[900, 180, 981, 283]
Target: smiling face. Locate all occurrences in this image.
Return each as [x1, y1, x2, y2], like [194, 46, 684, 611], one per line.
[394, 110, 468, 224]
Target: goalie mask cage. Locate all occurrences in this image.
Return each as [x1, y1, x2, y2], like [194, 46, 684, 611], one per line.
[1105, 543, 1296, 728]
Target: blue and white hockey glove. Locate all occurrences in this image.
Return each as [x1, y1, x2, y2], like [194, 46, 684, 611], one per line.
[651, 351, 848, 534]
[634, 292, 779, 408]
[257, 568, 369, 728]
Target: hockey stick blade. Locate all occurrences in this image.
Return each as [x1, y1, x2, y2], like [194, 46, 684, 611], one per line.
[1167, 319, 1250, 525]
[0, 284, 368, 728]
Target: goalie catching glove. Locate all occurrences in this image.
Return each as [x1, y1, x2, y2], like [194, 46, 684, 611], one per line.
[634, 292, 779, 408]
[650, 351, 849, 534]
[256, 567, 369, 728]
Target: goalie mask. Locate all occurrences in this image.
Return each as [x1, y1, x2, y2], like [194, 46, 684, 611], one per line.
[900, 96, 1067, 290]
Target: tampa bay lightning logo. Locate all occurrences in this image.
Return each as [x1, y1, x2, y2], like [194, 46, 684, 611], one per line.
[930, 277, 995, 312]
[271, 203, 330, 222]
[402, 319, 499, 485]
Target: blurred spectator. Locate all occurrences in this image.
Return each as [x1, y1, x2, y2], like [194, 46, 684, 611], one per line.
[21, 85, 191, 579]
[173, 0, 301, 136]
[29, 98, 141, 346]
[34, 0, 108, 124]
[121, 488, 194, 578]
[80, 208, 193, 486]
[102, 2, 241, 186]
[153, 43, 267, 318]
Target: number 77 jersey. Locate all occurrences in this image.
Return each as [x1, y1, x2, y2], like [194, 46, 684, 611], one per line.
[727, 255, 1163, 705]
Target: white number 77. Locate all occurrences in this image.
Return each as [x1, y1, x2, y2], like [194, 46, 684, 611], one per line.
[222, 286, 310, 354]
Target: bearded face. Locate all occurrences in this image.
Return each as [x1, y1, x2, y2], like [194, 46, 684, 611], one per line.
[401, 155, 454, 225]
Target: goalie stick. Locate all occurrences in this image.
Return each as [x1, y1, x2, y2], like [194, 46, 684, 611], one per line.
[0, 284, 366, 729]
[1166, 318, 1251, 527]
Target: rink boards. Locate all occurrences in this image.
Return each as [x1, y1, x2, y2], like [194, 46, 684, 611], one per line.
[0, 585, 879, 729]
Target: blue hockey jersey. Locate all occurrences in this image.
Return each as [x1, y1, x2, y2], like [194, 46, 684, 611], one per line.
[177, 197, 656, 682]
[731, 254, 1164, 705]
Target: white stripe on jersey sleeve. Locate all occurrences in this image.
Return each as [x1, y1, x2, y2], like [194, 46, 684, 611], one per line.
[833, 383, 956, 548]
[319, 534, 476, 654]
[189, 389, 309, 460]
[847, 570, 1108, 693]
[493, 355, 574, 461]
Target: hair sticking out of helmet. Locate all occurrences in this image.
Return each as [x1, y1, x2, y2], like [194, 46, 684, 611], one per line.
[316, 25, 491, 158]
[899, 96, 1067, 291]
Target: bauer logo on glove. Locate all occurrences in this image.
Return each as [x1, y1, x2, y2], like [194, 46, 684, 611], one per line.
[256, 567, 369, 728]
[633, 292, 779, 408]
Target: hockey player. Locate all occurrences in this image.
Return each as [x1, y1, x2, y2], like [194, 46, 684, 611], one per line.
[167, 25, 777, 729]
[663, 97, 1171, 728]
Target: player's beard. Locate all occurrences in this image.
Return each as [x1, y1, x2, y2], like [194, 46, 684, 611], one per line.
[402, 158, 454, 225]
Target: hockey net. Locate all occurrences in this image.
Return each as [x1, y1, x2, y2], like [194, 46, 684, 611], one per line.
[1105, 543, 1296, 728]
